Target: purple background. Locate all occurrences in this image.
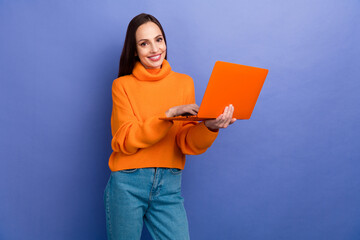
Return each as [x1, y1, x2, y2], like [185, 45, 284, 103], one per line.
[1, 0, 360, 239]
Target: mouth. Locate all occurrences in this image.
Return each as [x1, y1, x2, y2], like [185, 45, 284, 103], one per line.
[148, 54, 162, 62]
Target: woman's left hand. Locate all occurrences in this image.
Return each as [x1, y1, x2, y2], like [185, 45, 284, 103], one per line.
[204, 104, 236, 131]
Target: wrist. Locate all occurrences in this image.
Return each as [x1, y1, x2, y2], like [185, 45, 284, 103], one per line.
[204, 121, 218, 132]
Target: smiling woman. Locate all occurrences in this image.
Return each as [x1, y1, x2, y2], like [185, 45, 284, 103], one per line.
[117, 14, 168, 77]
[104, 13, 236, 240]
[135, 22, 167, 69]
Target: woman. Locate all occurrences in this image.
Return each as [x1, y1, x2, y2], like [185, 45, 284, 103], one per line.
[104, 13, 236, 240]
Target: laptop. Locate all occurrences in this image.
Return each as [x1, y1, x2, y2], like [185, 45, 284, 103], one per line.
[159, 61, 268, 121]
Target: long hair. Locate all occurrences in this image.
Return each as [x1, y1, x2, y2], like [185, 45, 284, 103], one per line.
[118, 13, 167, 77]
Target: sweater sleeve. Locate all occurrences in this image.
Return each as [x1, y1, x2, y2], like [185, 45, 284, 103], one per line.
[176, 121, 218, 155]
[175, 77, 219, 155]
[111, 79, 173, 155]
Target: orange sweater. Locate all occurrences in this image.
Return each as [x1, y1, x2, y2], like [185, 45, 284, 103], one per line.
[108, 60, 218, 171]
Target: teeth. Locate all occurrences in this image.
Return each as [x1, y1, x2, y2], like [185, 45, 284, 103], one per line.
[149, 54, 160, 60]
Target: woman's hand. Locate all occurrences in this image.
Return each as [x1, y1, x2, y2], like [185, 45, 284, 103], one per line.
[166, 104, 199, 117]
[204, 104, 236, 131]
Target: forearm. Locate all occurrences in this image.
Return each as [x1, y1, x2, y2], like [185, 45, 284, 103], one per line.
[176, 122, 218, 155]
[112, 113, 173, 155]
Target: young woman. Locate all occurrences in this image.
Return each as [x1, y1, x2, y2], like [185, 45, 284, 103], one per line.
[104, 13, 236, 240]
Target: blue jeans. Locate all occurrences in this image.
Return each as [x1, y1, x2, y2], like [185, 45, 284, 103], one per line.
[104, 168, 190, 240]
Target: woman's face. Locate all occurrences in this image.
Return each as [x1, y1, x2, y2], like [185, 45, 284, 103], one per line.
[135, 22, 166, 69]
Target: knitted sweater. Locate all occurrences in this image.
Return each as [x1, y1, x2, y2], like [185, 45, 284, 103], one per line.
[108, 60, 218, 171]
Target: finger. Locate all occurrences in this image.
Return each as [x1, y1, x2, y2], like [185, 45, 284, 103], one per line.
[224, 105, 231, 119]
[227, 104, 233, 116]
[222, 105, 235, 128]
[229, 118, 237, 125]
[189, 109, 198, 115]
[222, 105, 229, 114]
[223, 113, 232, 128]
[226, 104, 234, 123]
[222, 105, 232, 127]
[227, 104, 234, 118]
[218, 107, 228, 126]
[217, 107, 230, 127]
[229, 106, 236, 123]
[193, 105, 199, 113]
[187, 104, 199, 113]
[229, 104, 234, 116]
[215, 114, 224, 125]
[191, 104, 200, 111]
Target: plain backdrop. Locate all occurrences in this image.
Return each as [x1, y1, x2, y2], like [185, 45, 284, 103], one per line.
[1, 0, 359, 239]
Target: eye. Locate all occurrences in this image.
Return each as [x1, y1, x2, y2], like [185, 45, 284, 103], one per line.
[157, 37, 163, 42]
[140, 42, 147, 47]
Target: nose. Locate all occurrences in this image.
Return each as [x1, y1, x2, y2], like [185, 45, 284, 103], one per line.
[150, 42, 159, 53]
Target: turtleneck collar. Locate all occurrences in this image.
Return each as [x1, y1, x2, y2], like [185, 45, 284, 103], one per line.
[132, 59, 171, 81]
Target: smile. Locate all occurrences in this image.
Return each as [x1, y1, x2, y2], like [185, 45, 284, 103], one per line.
[148, 54, 162, 61]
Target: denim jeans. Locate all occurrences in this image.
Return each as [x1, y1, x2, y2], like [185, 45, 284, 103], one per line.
[104, 168, 190, 240]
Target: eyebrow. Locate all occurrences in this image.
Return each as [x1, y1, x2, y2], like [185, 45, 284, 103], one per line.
[137, 35, 163, 43]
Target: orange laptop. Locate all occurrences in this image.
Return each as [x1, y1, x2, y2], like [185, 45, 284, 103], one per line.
[159, 61, 269, 121]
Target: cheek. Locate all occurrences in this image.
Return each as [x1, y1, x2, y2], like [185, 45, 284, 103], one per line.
[162, 43, 167, 51]
[136, 48, 147, 58]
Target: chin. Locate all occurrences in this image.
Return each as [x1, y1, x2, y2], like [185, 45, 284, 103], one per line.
[146, 59, 165, 69]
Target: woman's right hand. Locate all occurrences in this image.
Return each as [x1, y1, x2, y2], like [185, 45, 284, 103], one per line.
[165, 104, 199, 117]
